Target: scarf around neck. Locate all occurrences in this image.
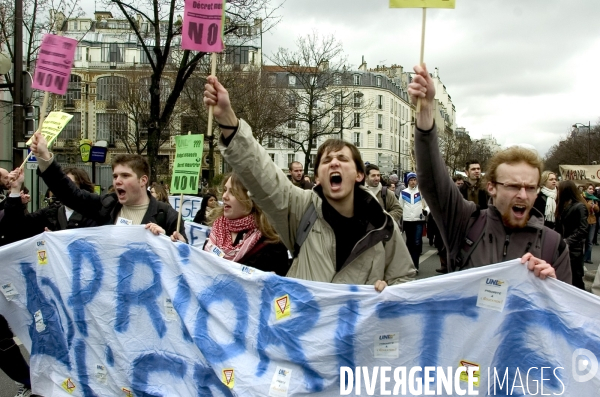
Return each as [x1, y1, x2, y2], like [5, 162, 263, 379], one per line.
[205, 213, 262, 262]
[367, 183, 382, 197]
[541, 186, 557, 223]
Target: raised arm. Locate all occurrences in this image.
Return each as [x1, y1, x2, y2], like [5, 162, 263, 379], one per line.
[204, 76, 312, 252]
[2, 169, 30, 236]
[30, 131, 103, 219]
[4, 168, 58, 236]
[409, 64, 477, 255]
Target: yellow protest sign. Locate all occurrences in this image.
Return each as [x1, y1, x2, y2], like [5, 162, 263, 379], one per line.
[26, 111, 74, 147]
[390, 0, 455, 8]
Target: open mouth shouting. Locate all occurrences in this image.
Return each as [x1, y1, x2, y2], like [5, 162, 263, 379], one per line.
[512, 204, 527, 219]
[330, 172, 342, 192]
[116, 188, 127, 201]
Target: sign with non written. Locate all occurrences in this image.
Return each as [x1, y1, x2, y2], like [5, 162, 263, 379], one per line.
[170, 135, 203, 194]
[26, 111, 74, 147]
[389, 0, 455, 8]
[181, 0, 226, 52]
[32, 34, 78, 95]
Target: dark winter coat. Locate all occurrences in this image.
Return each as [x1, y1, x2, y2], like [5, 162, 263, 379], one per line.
[415, 123, 571, 284]
[37, 158, 185, 238]
[555, 201, 588, 254]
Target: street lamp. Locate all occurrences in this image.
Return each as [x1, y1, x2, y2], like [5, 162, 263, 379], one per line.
[573, 121, 591, 164]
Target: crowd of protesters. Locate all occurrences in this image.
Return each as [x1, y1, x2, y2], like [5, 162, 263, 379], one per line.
[0, 65, 599, 396]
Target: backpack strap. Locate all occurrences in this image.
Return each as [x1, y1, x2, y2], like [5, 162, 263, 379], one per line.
[294, 202, 317, 258]
[381, 186, 387, 202]
[453, 209, 486, 271]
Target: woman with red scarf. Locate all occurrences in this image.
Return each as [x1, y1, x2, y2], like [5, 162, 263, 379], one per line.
[203, 173, 290, 275]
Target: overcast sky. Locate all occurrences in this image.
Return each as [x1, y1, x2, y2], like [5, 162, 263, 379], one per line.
[261, 0, 600, 156]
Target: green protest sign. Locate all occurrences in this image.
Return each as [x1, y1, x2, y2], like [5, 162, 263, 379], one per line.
[171, 135, 203, 194]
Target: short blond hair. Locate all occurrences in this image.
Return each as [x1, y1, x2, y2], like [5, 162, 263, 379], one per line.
[540, 170, 556, 188]
[484, 146, 543, 186]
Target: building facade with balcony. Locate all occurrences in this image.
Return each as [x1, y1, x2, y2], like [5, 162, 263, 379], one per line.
[262, 59, 416, 176]
[50, 11, 262, 184]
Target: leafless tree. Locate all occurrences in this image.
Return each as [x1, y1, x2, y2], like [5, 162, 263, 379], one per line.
[545, 122, 600, 172]
[101, 0, 280, 181]
[181, 64, 292, 180]
[112, 68, 179, 155]
[268, 32, 373, 174]
[0, 0, 83, 99]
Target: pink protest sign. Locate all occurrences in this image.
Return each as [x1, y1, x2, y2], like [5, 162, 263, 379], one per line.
[182, 0, 225, 52]
[32, 34, 78, 95]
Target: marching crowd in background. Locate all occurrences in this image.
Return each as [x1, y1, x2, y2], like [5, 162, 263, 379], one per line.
[0, 65, 598, 396]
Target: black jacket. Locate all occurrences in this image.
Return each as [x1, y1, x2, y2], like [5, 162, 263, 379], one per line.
[533, 193, 556, 229]
[556, 202, 588, 254]
[3, 196, 97, 241]
[240, 239, 290, 276]
[38, 159, 185, 239]
[203, 233, 291, 276]
[0, 195, 30, 247]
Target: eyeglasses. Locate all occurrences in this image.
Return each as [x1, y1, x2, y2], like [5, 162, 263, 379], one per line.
[493, 181, 539, 195]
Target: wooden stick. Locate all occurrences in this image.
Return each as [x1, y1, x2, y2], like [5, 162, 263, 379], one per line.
[19, 91, 49, 169]
[416, 7, 427, 114]
[176, 192, 184, 233]
[206, 52, 218, 137]
[175, 131, 193, 233]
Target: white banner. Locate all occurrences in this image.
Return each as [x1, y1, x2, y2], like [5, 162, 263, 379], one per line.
[169, 195, 202, 221]
[1, 227, 599, 396]
[559, 165, 600, 184]
[184, 220, 211, 248]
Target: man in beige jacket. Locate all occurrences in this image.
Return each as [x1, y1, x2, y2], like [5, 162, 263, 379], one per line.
[204, 76, 416, 291]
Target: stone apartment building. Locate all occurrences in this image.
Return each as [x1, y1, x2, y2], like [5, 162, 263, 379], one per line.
[49, 11, 262, 184]
[263, 59, 416, 176]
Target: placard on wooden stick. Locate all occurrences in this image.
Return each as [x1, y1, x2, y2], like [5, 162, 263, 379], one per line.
[389, 0, 456, 112]
[181, 0, 226, 136]
[171, 133, 204, 231]
[32, 34, 78, 95]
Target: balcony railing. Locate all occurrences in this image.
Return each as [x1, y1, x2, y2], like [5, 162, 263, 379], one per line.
[87, 62, 138, 69]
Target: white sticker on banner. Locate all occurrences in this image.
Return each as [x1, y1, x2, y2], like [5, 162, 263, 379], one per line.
[374, 332, 399, 358]
[269, 366, 293, 397]
[0, 282, 19, 301]
[210, 246, 225, 258]
[476, 277, 509, 312]
[34, 310, 46, 332]
[239, 264, 255, 278]
[164, 298, 178, 321]
[116, 217, 133, 226]
[95, 364, 107, 384]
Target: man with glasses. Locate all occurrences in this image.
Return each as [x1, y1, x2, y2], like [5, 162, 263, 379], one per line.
[408, 64, 571, 282]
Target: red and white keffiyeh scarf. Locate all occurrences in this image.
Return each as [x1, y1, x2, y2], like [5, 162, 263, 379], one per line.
[204, 214, 262, 262]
